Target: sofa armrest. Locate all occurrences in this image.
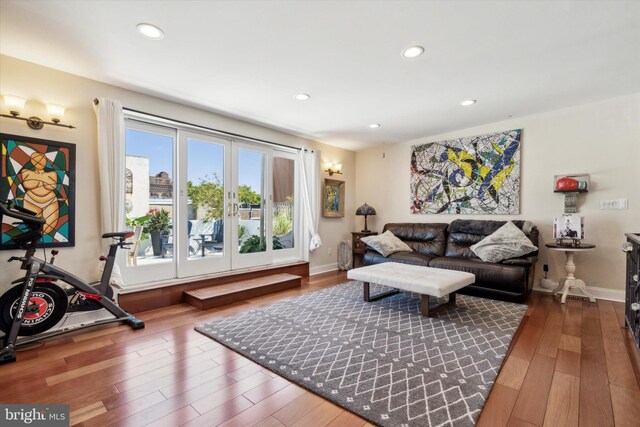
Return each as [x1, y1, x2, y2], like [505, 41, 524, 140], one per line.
[501, 255, 538, 267]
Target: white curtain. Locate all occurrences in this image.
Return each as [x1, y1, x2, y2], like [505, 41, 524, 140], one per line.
[299, 148, 321, 261]
[93, 98, 125, 235]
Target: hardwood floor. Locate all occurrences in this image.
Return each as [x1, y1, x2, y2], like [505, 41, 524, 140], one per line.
[2, 271, 639, 426]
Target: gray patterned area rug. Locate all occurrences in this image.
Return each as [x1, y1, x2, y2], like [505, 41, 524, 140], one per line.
[195, 282, 527, 426]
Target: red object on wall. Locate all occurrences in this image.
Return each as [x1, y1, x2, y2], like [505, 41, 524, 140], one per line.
[555, 177, 578, 192]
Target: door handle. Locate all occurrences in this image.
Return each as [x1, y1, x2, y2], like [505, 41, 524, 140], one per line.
[227, 202, 232, 217]
[233, 203, 239, 216]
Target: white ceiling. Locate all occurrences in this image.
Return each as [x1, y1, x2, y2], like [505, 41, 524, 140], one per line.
[1, 1, 639, 151]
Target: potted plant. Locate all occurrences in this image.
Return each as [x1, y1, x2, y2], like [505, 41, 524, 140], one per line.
[144, 208, 172, 256]
[272, 208, 293, 250]
[239, 235, 283, 253]
[126, 214, 151, 241]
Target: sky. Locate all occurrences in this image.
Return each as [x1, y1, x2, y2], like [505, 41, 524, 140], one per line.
[126, 129, 263, 194]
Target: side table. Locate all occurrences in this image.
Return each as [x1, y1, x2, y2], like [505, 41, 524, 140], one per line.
[545, 243, 596, 303]
[352, 231, 377, 268]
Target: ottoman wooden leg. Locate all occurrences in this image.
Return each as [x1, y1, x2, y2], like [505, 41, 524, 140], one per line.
[421, 294, 430, 316]
[363, 282, 399, 302]
[420, 293, 457, 317]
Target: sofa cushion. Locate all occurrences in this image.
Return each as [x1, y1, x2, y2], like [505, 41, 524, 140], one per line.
[470, 221, 538, 263]
[364, 250, 433, 267]
[383, 223, 448, 257]
[429, 256, 527, 293]
[361, 230, 412, 257]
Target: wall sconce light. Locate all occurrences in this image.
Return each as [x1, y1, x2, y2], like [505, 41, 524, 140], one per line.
[323, 161, 343, 176]
[1, 95, 75, 129]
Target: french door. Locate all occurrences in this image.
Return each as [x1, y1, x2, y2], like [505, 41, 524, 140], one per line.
[122, 119, 297, 286]
[230, 143, 271, 270]
[177, 131, 231, 277]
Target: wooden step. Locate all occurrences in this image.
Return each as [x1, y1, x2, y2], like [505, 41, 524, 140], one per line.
[119, 261, 308, 313]
[184, 273, 302, 310]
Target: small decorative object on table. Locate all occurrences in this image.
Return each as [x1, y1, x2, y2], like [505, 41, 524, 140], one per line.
[553, 214, 583, 247]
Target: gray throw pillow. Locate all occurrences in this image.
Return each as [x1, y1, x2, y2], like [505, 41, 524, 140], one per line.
[470, 221, 537, 263]
[361, 230, 413, 257]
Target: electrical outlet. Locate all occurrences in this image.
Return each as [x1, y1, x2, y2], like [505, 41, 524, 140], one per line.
[328, 247, 332, 255]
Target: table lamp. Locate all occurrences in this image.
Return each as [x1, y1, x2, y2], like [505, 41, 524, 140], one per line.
[355, 203, 376, 232]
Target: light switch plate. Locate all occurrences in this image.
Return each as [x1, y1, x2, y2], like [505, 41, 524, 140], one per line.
[600, 199, 628, 210]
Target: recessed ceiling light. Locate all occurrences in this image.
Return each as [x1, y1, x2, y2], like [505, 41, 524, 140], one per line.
[401, 46, 424, 58]
[369, 123, 381, 129]
[459, 99, 477, 106]
[137, 23, 165, 40]
[294, 93, 310, 101]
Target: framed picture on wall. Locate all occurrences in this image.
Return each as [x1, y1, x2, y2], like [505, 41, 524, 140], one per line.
[323, 178, 345, 217]
[1, 133, 76, 249]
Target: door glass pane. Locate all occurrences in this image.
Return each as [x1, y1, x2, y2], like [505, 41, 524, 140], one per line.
[237, 148, 265, 254]
[272, 157, 294, 250]
[125, 128, 174, 265]
[187, 138, 225, 259]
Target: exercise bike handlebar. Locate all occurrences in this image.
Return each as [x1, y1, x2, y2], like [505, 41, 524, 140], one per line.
[0, 199, 46, 225]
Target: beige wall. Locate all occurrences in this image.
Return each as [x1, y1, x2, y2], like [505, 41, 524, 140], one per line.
[356, 94, 640, 292]
[0, 55, 356, 289]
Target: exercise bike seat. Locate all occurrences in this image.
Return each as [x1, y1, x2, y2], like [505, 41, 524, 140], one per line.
[102, 231, 133, 239]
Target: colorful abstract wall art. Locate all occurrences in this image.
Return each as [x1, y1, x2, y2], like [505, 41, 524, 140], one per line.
[1, 133, 76, 249]
[410, 129, 521, 214]
[323, 178, 345, 217]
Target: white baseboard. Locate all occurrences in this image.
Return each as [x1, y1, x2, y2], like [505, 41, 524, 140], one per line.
[310, 263, 339, 276]
[533, 281, 624, 302]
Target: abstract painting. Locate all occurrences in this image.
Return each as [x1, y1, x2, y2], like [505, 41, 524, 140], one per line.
[410, 129, 521, 214]
[1, 133, 76, 248]
[323, 178, 345, 217]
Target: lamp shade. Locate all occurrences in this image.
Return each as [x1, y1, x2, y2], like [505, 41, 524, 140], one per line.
[355, 203, 376, 216]
[46, 104, 65, 119]
[3, 95, 25, 114]
[356, 203, 376, 232]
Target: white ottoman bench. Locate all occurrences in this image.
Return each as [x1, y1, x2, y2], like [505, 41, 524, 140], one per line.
[347, 262, 476, 316]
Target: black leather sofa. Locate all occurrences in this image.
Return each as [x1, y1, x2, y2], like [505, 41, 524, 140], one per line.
[363, 220, 539, 303]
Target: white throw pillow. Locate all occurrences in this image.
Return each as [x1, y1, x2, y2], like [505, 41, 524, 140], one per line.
[471, 221, 537, 263]
[361, 230, 413, 257]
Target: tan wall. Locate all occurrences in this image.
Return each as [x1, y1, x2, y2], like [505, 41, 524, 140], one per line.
[0, 55, 356, 289]
[356, 94, 640, 292]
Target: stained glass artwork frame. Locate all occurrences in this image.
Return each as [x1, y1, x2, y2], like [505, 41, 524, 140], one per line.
[1, 133, 76, 249]
[410, 129, 521, 215]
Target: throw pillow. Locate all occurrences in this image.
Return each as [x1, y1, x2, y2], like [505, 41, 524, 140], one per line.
[361, 230, 413, 257]
[470, 221, 537, 263]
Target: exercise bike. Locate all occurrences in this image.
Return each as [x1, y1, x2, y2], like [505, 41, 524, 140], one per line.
[0, 199, 145, 365]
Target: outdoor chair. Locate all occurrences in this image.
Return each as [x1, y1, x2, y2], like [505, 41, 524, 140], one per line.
[127, 226, 144, 266]
[194, 218, 224, 256]
[161, 221, 193, 258]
